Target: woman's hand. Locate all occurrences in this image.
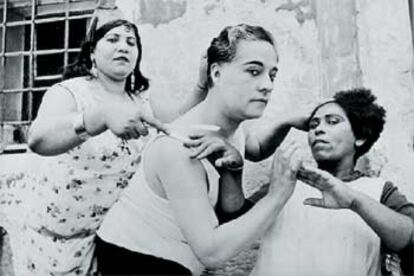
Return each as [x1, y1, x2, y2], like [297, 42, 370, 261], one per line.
[297, 165, 357, 209]
[268, 141, 303, 203]
[383, 253, 403, 276]
[102, 101, 168, 140]
[183, 132, 243, 170]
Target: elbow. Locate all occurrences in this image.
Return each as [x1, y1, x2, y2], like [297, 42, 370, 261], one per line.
[27, 130, 54, 156]
[27, 131, 41, 153]
[193, 241, 228, 269]
[197, 251, 226, 269]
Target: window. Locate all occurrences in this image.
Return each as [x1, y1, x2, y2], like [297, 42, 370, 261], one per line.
[0, 0, 95, 153]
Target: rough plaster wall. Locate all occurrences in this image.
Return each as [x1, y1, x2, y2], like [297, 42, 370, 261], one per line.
[116, 0, 321, 196]
[115, 0, 414, 199]
[357, 0, 414, 197]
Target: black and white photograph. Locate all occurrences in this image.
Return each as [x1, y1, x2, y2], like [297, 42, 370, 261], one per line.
[0, 0, 414, 275]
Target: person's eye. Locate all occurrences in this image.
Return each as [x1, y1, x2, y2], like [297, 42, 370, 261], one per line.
[308, 119, 319, 129]
[247, 69, 261, 76]
[327, 117, 340, 125]
[127, 38, 137, 46]
[106, 36, 118, 43]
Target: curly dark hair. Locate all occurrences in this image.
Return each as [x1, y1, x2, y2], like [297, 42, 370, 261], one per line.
[206, 24, 277, 88]
[309, 88, 386, 160]
[63, 19, 149, 94]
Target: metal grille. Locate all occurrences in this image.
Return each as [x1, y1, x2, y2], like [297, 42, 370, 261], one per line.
[0, 0, 95, 153]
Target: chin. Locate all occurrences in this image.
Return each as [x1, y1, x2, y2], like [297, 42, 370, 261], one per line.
[245, 109, 266, 119]
[312, 152, 332, 163]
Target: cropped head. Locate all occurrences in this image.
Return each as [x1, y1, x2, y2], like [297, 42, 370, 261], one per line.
[308, 88, 386, 164]
[64, 19, 149, 94]
[206, 24, 279, 120]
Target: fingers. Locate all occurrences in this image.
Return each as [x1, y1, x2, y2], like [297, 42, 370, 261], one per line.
[190, 140, 222, 160]
[182, 138, 202, 148]
[214, 155, 243, 169]
[274, 140, 302, 172]
[297, 165, 331, 190]
[140, 113, 169, 135]
[134, 120, 149, 137]
[303, 197, 325, 208]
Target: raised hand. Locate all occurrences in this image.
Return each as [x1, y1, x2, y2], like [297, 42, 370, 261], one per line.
[297, 165, 356, 209]
[183, 131, 243, 170]
[268, 140, 303, 204]
[103, 101, 168, 140]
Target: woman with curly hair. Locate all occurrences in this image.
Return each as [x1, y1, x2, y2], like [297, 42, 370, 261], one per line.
[252, 88, 414, 276]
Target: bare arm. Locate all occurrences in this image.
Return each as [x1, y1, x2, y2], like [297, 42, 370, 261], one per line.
[245, 113, 308, 162]
[28, 85, 108, 155]
[299, 166, 414, 251]
[150, 84, 207, 123]
[29, 84, 167, 156]
[184, 133, 247, 221]
[245, 119, 291, 161]
[350, 192, 414, 251]
[150, 137, 300, 268]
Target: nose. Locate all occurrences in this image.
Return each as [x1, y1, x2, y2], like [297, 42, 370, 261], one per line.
[117, 39, 130, 53]
[313, 122, 326, 136]
[258, 74, 273, 94]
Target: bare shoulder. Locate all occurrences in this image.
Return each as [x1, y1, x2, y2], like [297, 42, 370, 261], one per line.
[147, 136, 193, 165]
[145, 135, 207, 183]
[36, 79, 80, 117]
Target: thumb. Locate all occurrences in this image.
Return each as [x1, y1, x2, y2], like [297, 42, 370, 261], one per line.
[303, 198, 325, 208]
[140, 113, 169, 135]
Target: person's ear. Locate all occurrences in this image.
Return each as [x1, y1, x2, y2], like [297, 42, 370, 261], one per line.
[355, 139, 366, 148]
[209, 63, 221, 84]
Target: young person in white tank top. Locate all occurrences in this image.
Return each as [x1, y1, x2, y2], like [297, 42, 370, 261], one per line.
[96, 24, 309, 275]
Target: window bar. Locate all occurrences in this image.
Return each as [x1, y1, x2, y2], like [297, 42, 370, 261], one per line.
[4, 14, 92, 27]
[64, 0, 70, 69]
[27, 0, 37, 122]
[0, 0, 8, 153]
[5, 47, 81, 57]
[3, 86, 50, 94]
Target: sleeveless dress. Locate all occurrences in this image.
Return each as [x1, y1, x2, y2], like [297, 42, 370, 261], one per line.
[8, 77, 150, 276]
[251, 176, 385, 276]
[98, 127, 246, 275]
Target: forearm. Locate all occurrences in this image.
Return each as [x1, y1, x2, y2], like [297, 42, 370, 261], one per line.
[201, 194, 284, 267]
[246, 121, 291, 162]
[216, 169, 247, 222]
[351, 191, 414, 251]
[28, 107, 107, 156]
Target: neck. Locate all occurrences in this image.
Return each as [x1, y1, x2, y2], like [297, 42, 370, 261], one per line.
[96, 73, 126, 96]
[180, 91, 242, 139]
[317, 156, 355, 180]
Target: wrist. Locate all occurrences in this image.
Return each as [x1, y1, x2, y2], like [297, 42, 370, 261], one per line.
[73, 112, 92, 141]
[348, 190, 363, 212]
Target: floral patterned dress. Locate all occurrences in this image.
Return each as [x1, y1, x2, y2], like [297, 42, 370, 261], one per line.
[3, 77, 151, 276]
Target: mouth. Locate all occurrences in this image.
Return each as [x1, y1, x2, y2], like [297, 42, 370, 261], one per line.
[251, 99, 268, 104]
[312, 139, 329, 147]
[113, 56, 129, 62]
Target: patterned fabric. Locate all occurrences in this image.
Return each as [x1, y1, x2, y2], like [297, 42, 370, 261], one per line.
[1, 77, 149, 276]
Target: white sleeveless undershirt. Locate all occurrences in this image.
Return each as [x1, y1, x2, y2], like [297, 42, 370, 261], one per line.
[98, 127, 245, 275]
[251, 176, 385, 276]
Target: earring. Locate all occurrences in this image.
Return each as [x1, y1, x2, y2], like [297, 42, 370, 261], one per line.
[355, 140, 364, 147]
[90, 59, 98, 78]
[130, 74, 135, 92]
